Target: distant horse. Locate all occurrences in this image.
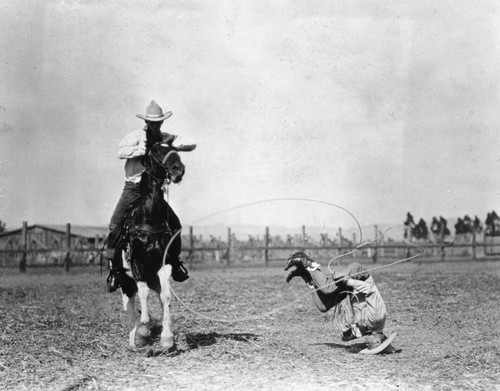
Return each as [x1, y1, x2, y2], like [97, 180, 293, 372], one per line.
[430, 216, 451, 243]
[404, 213, 429, 242]
[473, 216, 483, 235]
[403, 212, 416, 240]
[119, 141, 195, 350]
[485, 211, 500, 236]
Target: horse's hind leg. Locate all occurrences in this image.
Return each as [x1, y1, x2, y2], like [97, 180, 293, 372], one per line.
[157, 264, 175, 350]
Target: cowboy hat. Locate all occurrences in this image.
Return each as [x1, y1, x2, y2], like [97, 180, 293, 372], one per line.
[136, 100, 173, 121]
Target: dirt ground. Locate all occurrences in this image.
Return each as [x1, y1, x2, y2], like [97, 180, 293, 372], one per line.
[1, 258, 499, 391]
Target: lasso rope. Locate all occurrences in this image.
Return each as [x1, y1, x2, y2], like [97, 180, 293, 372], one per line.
[163, 198, 424, 323]
[168, 248, 423, 324]
[189, 197, 364, 242]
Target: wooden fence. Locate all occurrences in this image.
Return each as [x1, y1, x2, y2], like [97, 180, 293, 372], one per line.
[182, 225, 500, 267]
[1, 224, 499, 272]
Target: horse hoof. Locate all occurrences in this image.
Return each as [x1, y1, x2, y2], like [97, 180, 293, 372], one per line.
[138, 324, 151, 338]
[160, 337, 176, 351]
[135, 334, 150, 348]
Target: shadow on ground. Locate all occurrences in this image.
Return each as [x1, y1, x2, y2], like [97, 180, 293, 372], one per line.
[184, 332, 260, 349]
[311, 341, 368, 354]
[311, 341, 402, 355]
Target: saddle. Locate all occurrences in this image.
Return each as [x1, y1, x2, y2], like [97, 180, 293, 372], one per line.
[115, 200, 173, 256]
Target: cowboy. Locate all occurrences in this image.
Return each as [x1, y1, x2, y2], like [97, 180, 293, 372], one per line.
[106, 100, 189, 292]
[285, 251, 395, 353]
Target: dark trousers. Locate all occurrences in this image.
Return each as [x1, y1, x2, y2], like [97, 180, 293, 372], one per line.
[107, 181, 182, 262]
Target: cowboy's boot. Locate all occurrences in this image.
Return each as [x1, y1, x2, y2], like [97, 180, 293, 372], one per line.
[171, 256, 189, 282]
[341, 328, 357, 342]
[106, 248, 126, 292]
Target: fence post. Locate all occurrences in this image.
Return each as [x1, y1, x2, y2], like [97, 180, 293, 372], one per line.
[20, 221, 27, 273]
[199, 234, 204, 262]
[64, 223, 71, 272]
[372, 225, 378, 263]
[338, 227, 342, 255]
[432, 233, 438, 257]
[472, 229, 477, 260]
[189, 226, 194, 268]
[265, 226, 270, 267]
[380, 227, 385, 257]
[483, 232, 487, 257]
[226, 227, 231, 267]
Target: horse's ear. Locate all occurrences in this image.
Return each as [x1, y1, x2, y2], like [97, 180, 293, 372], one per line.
[174, 144, 197, 152]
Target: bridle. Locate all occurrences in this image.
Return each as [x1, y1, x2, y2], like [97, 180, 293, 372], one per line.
[144, 143, 180, 185]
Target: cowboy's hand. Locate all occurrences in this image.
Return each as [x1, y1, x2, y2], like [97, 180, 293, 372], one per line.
[132, 140, 147, 157]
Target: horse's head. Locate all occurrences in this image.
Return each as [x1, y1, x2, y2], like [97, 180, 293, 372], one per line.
[147, 142, 197, 184]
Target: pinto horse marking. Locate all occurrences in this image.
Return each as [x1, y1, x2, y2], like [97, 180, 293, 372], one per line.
[120, 141, 195, 350]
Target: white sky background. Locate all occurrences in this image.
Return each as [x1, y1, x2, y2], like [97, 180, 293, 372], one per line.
[1, 0, 499, 232]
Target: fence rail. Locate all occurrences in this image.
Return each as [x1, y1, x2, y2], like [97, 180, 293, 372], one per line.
[1, 223, 499, 272]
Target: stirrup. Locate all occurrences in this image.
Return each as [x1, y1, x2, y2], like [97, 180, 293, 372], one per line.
[106, 268, 125, 293]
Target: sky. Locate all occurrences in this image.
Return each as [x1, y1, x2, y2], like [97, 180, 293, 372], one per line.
[1, 0, 500, 235]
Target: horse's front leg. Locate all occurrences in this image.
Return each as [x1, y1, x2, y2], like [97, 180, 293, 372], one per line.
[135, 281, 153, 344]
[157, 264, 175, 350]
[122, 291, 137, 348]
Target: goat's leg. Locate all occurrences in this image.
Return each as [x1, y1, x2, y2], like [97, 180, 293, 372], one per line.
[158, 264, 175, 350]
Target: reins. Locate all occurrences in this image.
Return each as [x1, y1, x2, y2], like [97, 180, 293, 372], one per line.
[144, 149, 168, 185]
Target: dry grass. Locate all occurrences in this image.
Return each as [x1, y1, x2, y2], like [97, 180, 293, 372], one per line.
[0, 259, 499, 391]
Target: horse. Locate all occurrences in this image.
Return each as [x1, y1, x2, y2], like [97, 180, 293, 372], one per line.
[403, 212, 416, 240]
[485, 211, 500, 236]
[118, 140, 195, 350]
[430, 216, 451, 244]
[405, 216, 429, 243]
